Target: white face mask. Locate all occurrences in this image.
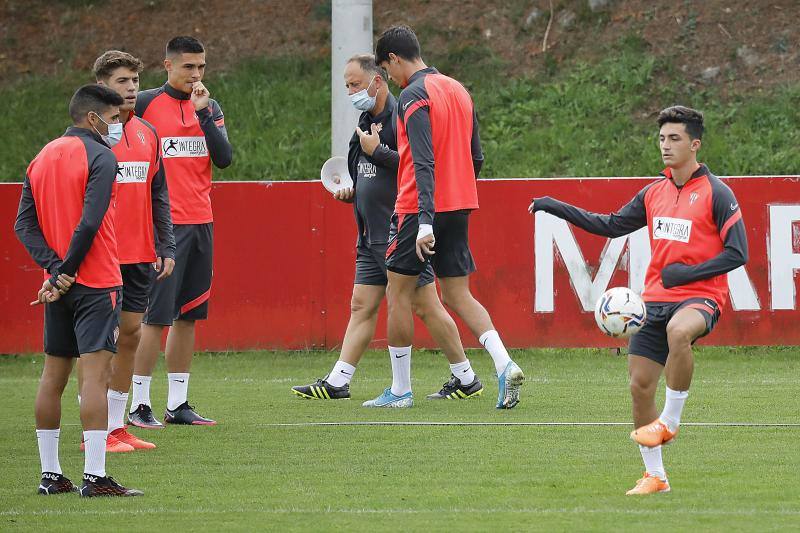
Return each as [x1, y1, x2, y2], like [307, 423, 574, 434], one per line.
[350, 77, 377, 112]
[91, 113, 123, 147]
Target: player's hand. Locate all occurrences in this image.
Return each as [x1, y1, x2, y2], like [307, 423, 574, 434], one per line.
[356, 123, 381, 156]
[191, 81, 210, 111]
[30, 280, 61, 306]
[155, 257, 176, 281]
[529, 197, 552, 214]
[54, 273, 75, 295]
[416, 234, 435, 262]
[333, 187, 354, 202]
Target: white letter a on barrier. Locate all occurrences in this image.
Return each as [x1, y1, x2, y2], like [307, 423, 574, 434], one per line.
[770, 205, 800, 310]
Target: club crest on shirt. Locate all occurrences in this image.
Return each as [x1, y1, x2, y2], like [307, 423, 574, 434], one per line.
[653, 217, 692, 243]
[689, 192, 699, 205]
[137, 130, 146, 145]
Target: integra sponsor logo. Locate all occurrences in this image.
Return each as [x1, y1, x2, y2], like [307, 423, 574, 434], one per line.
[116, 161, 150, 183]
[161, 136, 208, 158]
[653, 217, 692, 243]
[358, 160, 377, 179]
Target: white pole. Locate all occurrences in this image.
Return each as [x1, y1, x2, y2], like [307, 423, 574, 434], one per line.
[331, 0, 373, 158]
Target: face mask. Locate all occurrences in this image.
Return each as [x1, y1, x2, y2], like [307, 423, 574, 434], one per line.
[350, 78, 377, 112]
[91, 113, 123, 147]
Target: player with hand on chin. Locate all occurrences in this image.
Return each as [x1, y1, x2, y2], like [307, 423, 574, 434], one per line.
[132, 36, 232, 427]
[529, 106, 748, 494]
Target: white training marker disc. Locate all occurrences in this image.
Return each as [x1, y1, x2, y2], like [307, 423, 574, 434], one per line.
[320, 156, 353, 194]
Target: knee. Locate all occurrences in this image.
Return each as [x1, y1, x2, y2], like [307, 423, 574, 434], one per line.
[98, 361, 112, 385]
[629, 376, 657, 403]
[350, 294, 378, 318]
[412, 301, 429, 321]
[119, 323, 142, 348]
[666, 321, 695, 349]
[386, 286, 412, 311]
[439, 288, 461, 310]
[39, 374, 69, 396]
[438, 288, 449, 308]
[439, 285, 470, 310]
[79, 366, 109, 394]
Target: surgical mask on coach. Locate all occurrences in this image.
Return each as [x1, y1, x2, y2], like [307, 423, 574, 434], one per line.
[350, 78, 377, 112]
[91, 113, 123, 147]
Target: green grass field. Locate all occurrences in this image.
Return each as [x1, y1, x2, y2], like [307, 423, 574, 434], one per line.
[1, 347, 798, 531]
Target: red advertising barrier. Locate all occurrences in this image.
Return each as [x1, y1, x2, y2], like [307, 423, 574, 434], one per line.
[2, 177, 799, 353]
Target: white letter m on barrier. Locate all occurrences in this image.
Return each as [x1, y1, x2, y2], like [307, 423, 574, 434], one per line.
[534, 212, 650, 312]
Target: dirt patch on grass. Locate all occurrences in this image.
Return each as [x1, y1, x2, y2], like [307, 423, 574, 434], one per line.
[1, 0, 797, 89]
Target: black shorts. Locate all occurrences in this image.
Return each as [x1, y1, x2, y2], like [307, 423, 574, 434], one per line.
[143, 223, 213, 326]
[385, 210, 476, 278]
[628, 298, 721, 366]
[120, 262, 152, 313]
[355, 243, 434, 286]
[44, 287, 122, 358]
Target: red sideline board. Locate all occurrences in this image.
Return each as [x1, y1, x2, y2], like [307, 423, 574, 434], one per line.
[2, 177, 800, 353]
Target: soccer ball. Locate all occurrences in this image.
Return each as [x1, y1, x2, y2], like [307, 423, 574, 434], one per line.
[594, 287, 647, 338]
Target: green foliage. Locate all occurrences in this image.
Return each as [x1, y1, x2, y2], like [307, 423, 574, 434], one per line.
[1, 348, 799, 530]
[211, 57, 330, 181]
[1, 39, 799, 182]
[0, 57, 329, 182]
[473, 47, 800, 178]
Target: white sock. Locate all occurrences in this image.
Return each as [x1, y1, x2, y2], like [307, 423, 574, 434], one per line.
[167, 373, 190, 410]
[327, 360, 356, 388]
[107, 389, 128, 433]
[36, 429, 62, 475]
[450, 359, 476, 385]
[77, 394, 81, 406]
[660, 386, 689, 432]
[388, 346, 412, 396]
[130, 375, 152, 413]
[83, 430, 107, 477]
[479, 330, 513, 376]
[639, 444, 666, 480]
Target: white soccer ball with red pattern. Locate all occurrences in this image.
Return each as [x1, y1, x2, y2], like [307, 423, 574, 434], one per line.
[594, 287, 646, 338]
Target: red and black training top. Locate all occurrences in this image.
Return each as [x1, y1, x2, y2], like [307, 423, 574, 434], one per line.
[15, 127, 122, 290]
[135, 83, 232, 225]
[534, 164, 748, 308]
[113, 114, 175, 264]
[394, 67, 484, 225]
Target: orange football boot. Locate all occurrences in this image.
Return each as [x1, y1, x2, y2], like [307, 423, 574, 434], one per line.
[80, 433, 135, 453]
[110, 427, 156, 450]
[626, 473, 671, 495]
[630, 418, 677, 447]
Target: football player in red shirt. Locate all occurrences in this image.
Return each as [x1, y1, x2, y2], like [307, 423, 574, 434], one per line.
[370, 26, 524, 409]
[80, 50, 175, 447]
[530, 106, 748, 495]
[132, 37, 232, 426]
[15, 84, 142, 497]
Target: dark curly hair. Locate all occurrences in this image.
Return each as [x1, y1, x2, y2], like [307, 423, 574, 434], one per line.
[657, 105, 704, 140]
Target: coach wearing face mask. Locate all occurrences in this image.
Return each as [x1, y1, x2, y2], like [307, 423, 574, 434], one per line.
[338, 54, 398, 234]
[290, 54, 438, 401]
